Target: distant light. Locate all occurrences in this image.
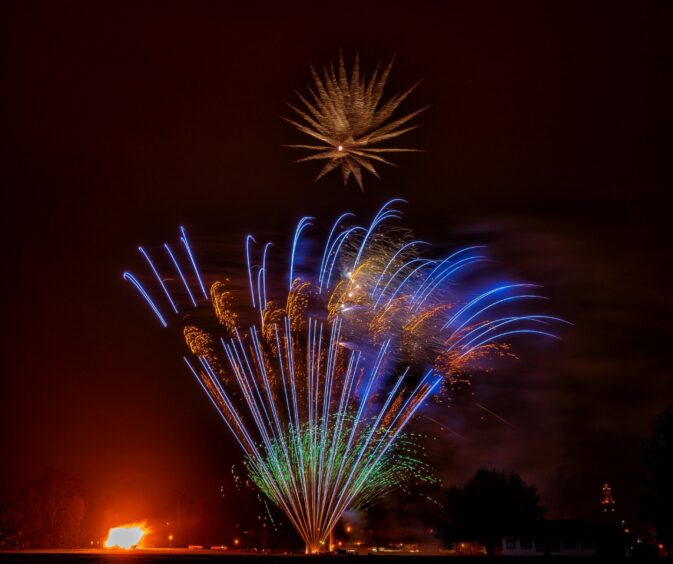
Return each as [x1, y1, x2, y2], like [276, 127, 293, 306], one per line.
[338, 145, 343, 151]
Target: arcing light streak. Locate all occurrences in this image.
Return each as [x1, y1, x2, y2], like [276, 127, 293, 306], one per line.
[180, 225, 208, 300]
[138, 246, 179, 314]
[123, 199, 565, 552]
[372, 239, 427, 296]
[459, 329, 561, 359]
[322, 226, 366, 293]
[289, 216, 313, 290]
[318, 212, 354, 291]
[442, 283, 538, 330]
[257, 242, 273, 326]
[450, 294, 548, 335]
[164, 243, 197, 308]
[410, 246, 486, 310]
[373, 257, 433, 309]
[351, 198, 404, 271]
[246, 235, 257, 308]
[122, 272, 167, 327]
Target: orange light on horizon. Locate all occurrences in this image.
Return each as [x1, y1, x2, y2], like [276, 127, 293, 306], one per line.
[104, 522, 151, 549]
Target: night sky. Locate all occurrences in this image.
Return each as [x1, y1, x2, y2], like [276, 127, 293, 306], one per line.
[2, 1, 671, 534]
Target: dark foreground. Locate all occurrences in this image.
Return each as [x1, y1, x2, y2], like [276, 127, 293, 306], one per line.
[0, 550, 660, 564]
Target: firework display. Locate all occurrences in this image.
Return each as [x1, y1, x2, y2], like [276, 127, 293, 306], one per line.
[124, 199, 564, 552]
[285, 53, 425, 190]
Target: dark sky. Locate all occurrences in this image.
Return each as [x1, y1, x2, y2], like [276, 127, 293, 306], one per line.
[2, 0, 671, 532]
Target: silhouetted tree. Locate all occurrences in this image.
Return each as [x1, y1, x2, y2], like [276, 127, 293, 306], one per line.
[442, 469, 544, 556]
[642, 405, 673, 553]
[0, 468, 85, 548]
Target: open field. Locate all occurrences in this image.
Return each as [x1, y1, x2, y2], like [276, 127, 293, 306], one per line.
[0, 550, 633, 564]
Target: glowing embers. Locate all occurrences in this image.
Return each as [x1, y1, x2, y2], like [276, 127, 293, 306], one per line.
[104, 522, 150, 549]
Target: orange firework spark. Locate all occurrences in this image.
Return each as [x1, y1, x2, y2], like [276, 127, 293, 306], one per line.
[285, 53, 426, 190]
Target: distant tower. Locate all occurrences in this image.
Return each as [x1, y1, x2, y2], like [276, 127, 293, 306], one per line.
[601, 483, 616, 513]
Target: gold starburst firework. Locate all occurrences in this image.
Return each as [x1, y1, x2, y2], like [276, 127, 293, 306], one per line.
[285, 53, 426, 190]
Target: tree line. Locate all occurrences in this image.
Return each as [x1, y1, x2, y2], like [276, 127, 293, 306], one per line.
[2, 405, 671, 553]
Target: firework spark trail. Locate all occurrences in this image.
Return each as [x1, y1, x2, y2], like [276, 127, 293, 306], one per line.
[474, 402, 521, 430]
[421, 415, 467, 440]
[123, 200, 566, 552]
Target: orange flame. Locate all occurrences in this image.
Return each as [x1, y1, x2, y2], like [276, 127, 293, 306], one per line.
[104, 521, 151, 549]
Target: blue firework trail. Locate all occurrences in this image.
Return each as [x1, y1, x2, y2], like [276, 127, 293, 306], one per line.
[122, 201, 566, 552]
